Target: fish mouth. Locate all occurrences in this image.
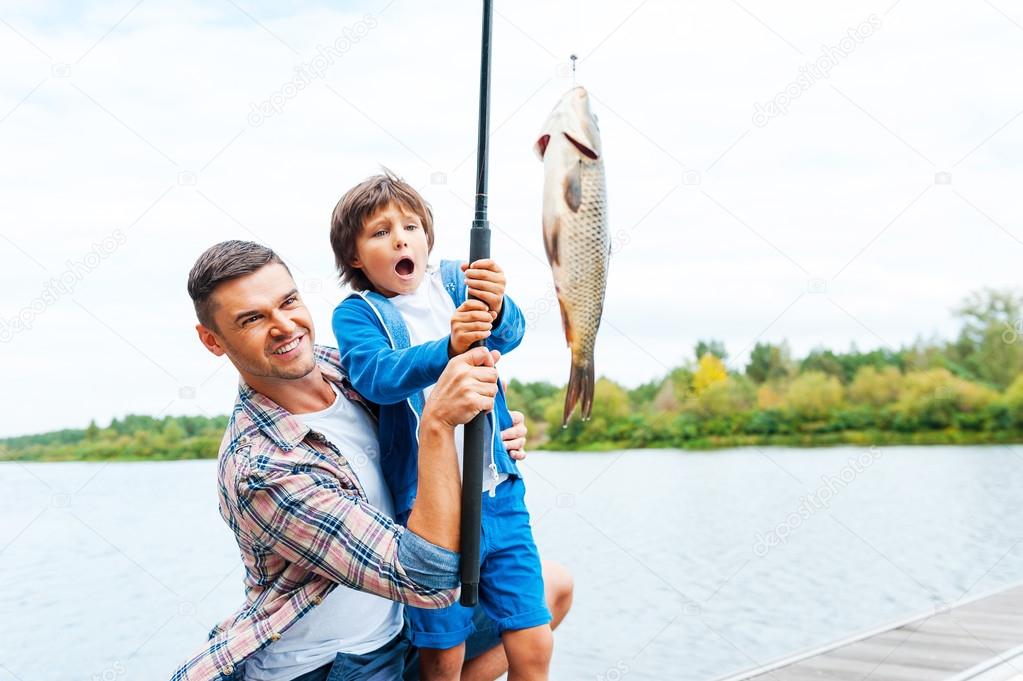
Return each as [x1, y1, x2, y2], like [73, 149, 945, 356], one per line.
[564, 132, 598, 160]
[394, 256, 415, 279]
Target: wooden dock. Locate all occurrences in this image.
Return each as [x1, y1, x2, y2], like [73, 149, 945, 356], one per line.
[715, 580, 1023, 681]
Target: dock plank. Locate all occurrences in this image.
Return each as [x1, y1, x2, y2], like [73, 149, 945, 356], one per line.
[715, 581, 1023, 681]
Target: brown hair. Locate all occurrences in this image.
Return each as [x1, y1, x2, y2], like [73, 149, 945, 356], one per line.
[187, 240, 288, 331]
[329, 170, 435, 291]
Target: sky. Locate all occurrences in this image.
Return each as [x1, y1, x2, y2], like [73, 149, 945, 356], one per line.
[1, 0, 1022, 437]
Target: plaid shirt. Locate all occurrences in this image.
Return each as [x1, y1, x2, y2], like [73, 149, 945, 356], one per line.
[170, 345, 459, 681]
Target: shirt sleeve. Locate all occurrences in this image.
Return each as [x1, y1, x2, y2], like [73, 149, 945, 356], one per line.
[333, 298, 450, 405]
[237, 464, 459, 608]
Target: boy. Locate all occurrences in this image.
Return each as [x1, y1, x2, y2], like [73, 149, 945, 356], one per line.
[329, 172, 553, 680]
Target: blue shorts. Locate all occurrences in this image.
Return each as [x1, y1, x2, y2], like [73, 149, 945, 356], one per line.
[406, 476, 552, 650]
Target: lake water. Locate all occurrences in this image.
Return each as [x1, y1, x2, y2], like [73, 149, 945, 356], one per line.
[3, 445, 1023, 681]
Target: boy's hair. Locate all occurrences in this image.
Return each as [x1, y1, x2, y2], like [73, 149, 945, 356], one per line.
[187, 240, 288, 331]
[330, 170, 435, 291]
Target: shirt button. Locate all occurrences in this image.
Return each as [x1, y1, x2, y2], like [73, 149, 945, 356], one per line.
[312, 596, 323, 605]
[221, 664, 234, 675]
[237, 436, 248, 446]
[271, 632, 281, 641]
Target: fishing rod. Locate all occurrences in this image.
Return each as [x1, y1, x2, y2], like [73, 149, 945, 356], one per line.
[460, 0, 493, 608]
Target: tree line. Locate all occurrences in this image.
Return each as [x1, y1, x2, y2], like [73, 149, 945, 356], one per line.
[0, 414, 228, 462]
[507, 288, 1023, 450]
[4, 288, 1023, 461]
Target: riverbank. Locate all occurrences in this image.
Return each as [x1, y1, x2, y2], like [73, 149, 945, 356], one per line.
[4, 429, 1023, 462]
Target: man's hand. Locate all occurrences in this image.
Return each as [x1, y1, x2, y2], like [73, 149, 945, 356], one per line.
[502, 410, 528, 461]
[449, 299, 495, 356]
[461, 259, 506, 319]
[423, 347, 501, 428]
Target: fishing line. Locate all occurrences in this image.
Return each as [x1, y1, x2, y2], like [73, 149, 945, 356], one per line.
[570, 53, 578, 87]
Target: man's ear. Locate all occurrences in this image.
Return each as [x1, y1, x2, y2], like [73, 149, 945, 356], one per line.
[196, 323, 226, 357]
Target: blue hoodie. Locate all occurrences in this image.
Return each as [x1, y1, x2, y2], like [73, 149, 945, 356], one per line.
[332, 259, 524, 520]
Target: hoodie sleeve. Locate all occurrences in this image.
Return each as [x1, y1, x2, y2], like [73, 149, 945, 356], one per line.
[486, 293, 525, 355]
[333, 297, 450, 405]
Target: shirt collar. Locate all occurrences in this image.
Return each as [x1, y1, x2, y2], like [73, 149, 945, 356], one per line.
[236, 345, 360, 451]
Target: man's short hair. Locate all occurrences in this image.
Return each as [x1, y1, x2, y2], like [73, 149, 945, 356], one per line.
[329, 170, 435, 292]
[187, 240, 288, 331]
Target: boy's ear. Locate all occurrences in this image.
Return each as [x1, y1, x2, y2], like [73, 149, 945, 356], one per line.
[196, 323, 227, 357]
[351, 256, 363, 268]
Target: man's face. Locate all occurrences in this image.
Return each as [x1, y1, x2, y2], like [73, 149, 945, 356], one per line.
[352, 201, 430, 298]
[197, 263, 317, 383]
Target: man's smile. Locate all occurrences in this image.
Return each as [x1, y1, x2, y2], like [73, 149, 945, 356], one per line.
[271, 334, 304, 357]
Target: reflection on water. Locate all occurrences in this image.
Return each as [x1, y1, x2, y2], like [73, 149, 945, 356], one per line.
[2, 445, 1023, 680]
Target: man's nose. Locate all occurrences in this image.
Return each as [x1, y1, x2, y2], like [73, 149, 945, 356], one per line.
[270, 311, 297, 335]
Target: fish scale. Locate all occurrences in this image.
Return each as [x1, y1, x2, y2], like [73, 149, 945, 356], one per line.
[559, 159, 609, 373]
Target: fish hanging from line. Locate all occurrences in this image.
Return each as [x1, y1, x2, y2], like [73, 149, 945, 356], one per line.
[534, 86, 610, 427]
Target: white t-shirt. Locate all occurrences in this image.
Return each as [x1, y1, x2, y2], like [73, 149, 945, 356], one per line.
[244, 383, 404, 681]
[388, 266, 506, 493]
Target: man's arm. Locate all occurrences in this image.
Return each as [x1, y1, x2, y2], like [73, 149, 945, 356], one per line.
[237, 347, 501, 606]
[238, 467, 458, 607]
[333, 298, 450, 405]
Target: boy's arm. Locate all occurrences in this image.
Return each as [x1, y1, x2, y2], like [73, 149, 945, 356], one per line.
[486, 293, 525, 354]
[333, 299, 450, 405]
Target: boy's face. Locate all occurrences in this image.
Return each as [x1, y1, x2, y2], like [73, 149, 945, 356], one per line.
[352, 201, 430, 297]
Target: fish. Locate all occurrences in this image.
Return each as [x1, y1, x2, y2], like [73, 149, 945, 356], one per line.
[534, 86, 610, 426]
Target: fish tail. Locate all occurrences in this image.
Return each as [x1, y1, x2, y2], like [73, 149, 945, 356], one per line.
[562, 358, 595, 427]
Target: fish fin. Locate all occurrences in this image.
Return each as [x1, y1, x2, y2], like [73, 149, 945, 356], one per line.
[557, 296, 572, 346]
[534, 133, 551, 160]
[543, 216, 560, 267]
[562, 359, 595, 426]
[563, 161, 582, 212]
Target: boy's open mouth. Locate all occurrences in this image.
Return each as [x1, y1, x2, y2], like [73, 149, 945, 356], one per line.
[395, 257, 415, 278]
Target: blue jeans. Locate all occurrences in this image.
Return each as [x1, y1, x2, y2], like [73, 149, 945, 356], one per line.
[288, 607, 501, 681]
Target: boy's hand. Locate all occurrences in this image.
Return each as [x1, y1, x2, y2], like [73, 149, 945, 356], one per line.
[461, 259, 506, 319]
[449, 299, 495, 356]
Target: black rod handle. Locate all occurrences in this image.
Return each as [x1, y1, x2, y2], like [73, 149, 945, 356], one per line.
[460, 221, 492, 607]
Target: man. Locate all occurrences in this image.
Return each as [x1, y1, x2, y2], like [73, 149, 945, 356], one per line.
[171, 241, 571, 681]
